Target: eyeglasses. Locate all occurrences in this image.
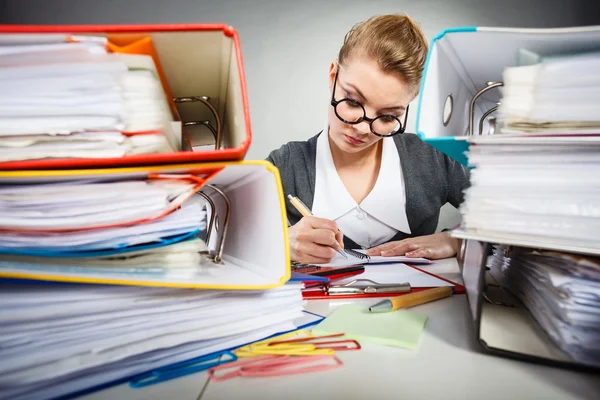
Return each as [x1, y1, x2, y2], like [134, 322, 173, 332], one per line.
[330, 70, 408, 137]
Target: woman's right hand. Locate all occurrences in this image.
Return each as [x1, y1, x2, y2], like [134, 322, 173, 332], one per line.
[288, 216, 344, 264]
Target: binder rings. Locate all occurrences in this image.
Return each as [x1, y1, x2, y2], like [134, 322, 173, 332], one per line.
[415, 25, 600, 165]
[460, 239, 599, 372]
[0, 24, 252, 169]
[0, 160, 291, 290]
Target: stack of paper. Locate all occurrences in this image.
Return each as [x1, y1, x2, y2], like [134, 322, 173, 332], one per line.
[459, 140, 600, 250]
[488, 246, 600, 368]
[459, 49, 600, 252]
[0, 281, 309, 400]
[498, 50, 600, 134]
[0, 35, 178, 162]
[0, 178, 209, 277]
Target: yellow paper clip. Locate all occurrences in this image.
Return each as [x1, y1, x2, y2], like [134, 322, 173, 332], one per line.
[234, 330, 335, 358]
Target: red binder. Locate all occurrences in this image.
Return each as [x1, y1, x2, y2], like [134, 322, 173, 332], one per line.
[302, 264, 465, 300]
[0, 24, 252, 170]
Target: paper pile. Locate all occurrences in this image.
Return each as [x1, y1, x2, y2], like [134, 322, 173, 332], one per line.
[0, 282, 308, 400]
[489, 246, 600, 368]
[0, 35, 178, 162]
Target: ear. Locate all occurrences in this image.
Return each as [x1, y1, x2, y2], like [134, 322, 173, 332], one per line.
[328, 61, 338, 93]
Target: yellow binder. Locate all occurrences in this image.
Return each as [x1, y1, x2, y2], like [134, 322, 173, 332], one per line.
[0, 160, 291, 290]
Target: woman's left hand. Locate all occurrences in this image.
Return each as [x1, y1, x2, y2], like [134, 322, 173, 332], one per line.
[366, 232, 459, 260]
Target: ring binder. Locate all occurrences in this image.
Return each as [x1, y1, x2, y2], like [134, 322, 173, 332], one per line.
[174, 96, 222, 150]
[478, 104, 500, 136]
[468, 81, 503, 136]
[198, 184, 230, 264]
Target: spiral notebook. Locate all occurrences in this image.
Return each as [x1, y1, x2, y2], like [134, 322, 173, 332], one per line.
[317, 248, 432, 267]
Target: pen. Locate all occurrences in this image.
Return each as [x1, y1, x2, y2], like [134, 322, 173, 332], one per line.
[368, 286, 453, 313]
[287, 194, 347, 259]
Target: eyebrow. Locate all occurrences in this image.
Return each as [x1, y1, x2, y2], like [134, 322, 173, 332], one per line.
[343, 82, 406, 113]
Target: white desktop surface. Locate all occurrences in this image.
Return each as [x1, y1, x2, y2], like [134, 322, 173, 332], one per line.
[80, 258, 600, 400]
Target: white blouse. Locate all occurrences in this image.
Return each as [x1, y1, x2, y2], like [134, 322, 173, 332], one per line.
[311, 126, 411, 249]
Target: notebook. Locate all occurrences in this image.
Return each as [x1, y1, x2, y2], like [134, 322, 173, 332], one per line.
[317, 248, 431, 267]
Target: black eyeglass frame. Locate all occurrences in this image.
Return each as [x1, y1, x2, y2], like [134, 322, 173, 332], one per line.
[330, 70, 409, 137]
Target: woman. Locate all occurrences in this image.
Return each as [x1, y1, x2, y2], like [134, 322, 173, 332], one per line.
[267, 14, 469, 264]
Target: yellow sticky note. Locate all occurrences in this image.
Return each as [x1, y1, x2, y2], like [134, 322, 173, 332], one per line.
[312, 304, 427, 350]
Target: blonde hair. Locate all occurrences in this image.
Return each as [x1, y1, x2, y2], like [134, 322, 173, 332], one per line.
[338, 14, 428, 94]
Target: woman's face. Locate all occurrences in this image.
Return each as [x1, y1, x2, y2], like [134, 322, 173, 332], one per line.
[327, 57, 414, 154]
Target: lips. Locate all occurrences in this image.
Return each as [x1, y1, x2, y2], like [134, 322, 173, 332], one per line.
[344, 134, 364, 145]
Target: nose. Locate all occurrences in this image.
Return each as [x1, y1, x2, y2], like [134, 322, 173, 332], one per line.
[353, 119, 371, 136]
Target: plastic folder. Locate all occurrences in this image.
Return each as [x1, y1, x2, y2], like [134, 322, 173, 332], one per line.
[0, 24, 252, 170]
[0, 160, 291, 290]
[415, 25, 600, 165]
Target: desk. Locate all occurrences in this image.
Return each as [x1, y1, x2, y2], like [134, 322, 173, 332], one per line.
[81, 258, 600, 400]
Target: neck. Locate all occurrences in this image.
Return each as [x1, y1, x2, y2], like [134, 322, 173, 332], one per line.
[328, 134, 382, 168]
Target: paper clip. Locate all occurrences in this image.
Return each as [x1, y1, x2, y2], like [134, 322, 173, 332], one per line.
[233, 330, 332, 357]
[208, 354, 343, 381]
[325, 279, 411, 295]
[269, 334, 361, 351]
[129, 350, 237, 388]
[241, 355, 343, 377]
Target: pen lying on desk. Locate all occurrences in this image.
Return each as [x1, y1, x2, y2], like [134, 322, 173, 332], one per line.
[368, 287, 454, 313]
[287, 194, 347, 259]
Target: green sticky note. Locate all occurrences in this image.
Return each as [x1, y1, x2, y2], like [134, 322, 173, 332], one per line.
[312, 304, 428, 350]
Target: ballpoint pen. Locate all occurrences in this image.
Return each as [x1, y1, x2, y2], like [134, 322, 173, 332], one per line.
[287, 194, 347, 259]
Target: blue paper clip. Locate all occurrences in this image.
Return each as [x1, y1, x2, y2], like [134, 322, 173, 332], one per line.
[129, 350, 237, 388]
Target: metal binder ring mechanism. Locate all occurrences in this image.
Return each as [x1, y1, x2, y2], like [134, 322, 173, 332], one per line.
[197, 184, 230, 264]
[325, 279, 411, 295]
[174, 96, 222, 150]
[468, 81, 503, 136]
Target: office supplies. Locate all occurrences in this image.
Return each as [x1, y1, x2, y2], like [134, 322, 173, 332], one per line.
[318, 248, 432, 267]
[415, 25, 600, 165]
[233, 330, 359, 358]
[129, 350, 237, 388]
[0, 24, 252, 170]
[368, 286, 453, 313]
[287, 194, 347, 259]
[0, 160, 293, 289]
[459, 240, 600, 372]
[175, 95, 222, 150]
[291, 262, 365, 277]
[289, 271, 330, 283]
[313, 304, 428, 350]
[302, 263, 463, 299]
[320, 279, 411, 295]
[0, 281, 311, 400]
[208, 354, 343, 381]
[269, 334, 361, 351]
[0, 41, 179, 160]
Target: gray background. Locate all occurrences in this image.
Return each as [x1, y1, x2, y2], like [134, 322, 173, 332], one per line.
[2, 0, 599, 229]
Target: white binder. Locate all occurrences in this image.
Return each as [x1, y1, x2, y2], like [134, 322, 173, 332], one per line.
[415, 25, 600, 165]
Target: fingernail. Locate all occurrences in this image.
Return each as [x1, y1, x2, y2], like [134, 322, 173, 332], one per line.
[381, 251, 389, 256]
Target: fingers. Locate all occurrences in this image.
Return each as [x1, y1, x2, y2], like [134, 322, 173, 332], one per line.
[289, 217, 343, 263]
[335, 230, 344, 249]
[368, 240, 418, 257]
[405, 248, 433, 259]
[303, 216, 339, 233]
[366, 240, 403, 255]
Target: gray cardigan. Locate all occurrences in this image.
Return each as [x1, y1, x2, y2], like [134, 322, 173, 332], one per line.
[266, 132, 470, 249]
